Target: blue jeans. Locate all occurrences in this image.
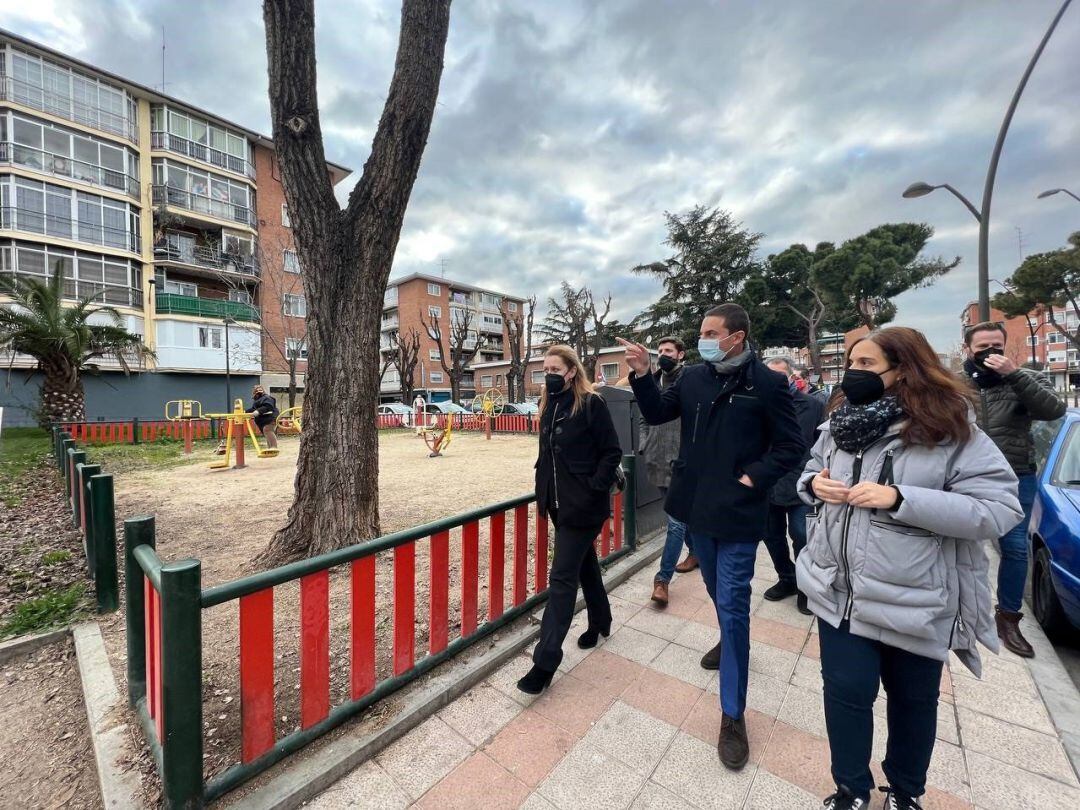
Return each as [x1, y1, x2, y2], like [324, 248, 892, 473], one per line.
[764, 503, 809, 586]
[655, 514, 691, 583]
[689, 532, 757, 719]
[997, 472, 1036, 613]
[819, 620, 943, 801]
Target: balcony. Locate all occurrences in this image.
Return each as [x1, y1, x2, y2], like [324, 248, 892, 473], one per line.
[153, 241, 259, 278]
[383, 289, 398, 307]
[150, 132, 256, 181]
[381, 315, 399, 331]
[0, 76, 138, 144]
[0, 142, 140, 200]
[1, 205, 140, 254]
[155, 293, 259, 323]
[152, 185, 257, 228]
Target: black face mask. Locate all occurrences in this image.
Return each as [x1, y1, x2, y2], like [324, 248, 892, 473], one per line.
[545, 373, 567, 395]
[657, 355, 678, 373]
[841, 368, 889, 406]
[973, 347, 1004, 369]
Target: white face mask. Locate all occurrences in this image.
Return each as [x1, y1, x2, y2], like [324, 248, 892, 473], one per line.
[698, 332, 739, 363]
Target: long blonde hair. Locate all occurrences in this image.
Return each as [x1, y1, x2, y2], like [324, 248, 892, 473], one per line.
[539, 345, 596, 416]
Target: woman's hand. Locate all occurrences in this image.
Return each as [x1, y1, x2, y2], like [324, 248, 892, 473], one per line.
[812, 468, 849, 505]
[847, 482, 900, 510]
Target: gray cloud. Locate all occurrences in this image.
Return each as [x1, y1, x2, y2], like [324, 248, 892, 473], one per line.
[8, 0, 1080, 348]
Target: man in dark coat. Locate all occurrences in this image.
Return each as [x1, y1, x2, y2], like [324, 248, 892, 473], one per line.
[762, 357, 824, 616]
[620, 303, 804, 770]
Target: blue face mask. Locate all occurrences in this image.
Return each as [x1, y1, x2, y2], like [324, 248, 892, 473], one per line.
[698, 333, 739, 363]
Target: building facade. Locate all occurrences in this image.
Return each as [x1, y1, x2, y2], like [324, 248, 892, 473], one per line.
[469, 346, 644, 402]
[379, 273, 526, 403]
[960, 302, 1077, 389]
[0, 29, 348, 425]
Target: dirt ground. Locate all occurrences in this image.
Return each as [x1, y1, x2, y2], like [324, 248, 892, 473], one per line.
[101, 430, 554, 789]
[0, 639, 103, 810]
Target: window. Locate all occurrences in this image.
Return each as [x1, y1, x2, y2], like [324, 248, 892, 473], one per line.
[496, 375, 503, 386]
[531, 370, 545, 384]
[228, 289, 252, 304]
[481, 375, 493, 388]
[427, 282, 441, 296]
[481, 292, 501, 308]
[283, 249, 300, 274]
[3, 175, 139, 252]
[281, 204, 291, 227]
[428, 305, 442, 319]
[198, 326, 223, 349]
[286, 338, 308, 360]
[1028, 336, 1040, 346]
[1048, 332, 1066, 344]
[151, 158, 253, 225]
[507, 301, 518, 312]
[163, 279, 197, 297]
[283, 293, 307, 317]
[151, 104, 253, 175]
[429, 349, 441, 361]
[602, 363, 620, 380]
[482, 314, 503, 327]
[430, 372, 444, 384]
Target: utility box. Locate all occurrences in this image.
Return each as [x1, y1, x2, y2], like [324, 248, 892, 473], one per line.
[597, 385, 666, 540]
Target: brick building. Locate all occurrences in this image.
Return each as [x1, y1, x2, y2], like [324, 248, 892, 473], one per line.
[379, 274, 527, 403]
[470, 346, 646, 401]
[960, 302, 1077, 389]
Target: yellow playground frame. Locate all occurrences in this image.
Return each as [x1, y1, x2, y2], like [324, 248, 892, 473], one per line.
[203, 399, 280, 470]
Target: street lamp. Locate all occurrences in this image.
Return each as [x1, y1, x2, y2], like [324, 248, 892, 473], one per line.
[902, 0, 1074, 323]
[1037, 188, 1080, 203]
[224, 316, 236, 410]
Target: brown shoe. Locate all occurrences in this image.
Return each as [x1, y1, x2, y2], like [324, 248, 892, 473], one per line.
[718, 713, 749, 769]
[995, 606, 1035, 658]
[651, 579, 669, 607]
[675, 554, 699, 573]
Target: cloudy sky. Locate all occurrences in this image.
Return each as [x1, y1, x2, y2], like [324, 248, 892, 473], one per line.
[6, 0, 1079, 349]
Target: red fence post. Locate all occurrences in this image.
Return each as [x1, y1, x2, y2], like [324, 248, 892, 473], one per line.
[512, 505, 528, 606]
[299, 571, 330, 729]
[350, 557, 376, 699]
[613, 493, 623, 550]
[488, 512, 505, 620]
[535, 509, 549, 593]
[429, 531, 450, 654]
[461, 521, 479, 637]
[239, 588, 275, 763]
[393, 543, 416, 675]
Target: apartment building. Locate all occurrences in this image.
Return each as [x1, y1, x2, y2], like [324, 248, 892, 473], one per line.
[0, 29, 348, 425]
[960, 301, 1078, 389]
[379, 274, 526, 403]
[470, 345, 643, 401]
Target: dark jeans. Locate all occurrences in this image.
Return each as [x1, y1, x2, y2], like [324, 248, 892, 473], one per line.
[819, 620, 943, 801]
[996, 472, 1036, 612]
[764, 502, 809, 586]
[655, 486, 692, 583]
[533, 515, 611, 672]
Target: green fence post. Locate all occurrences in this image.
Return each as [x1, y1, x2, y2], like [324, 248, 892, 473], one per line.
[62, 441, 75, 496]
[160, 558, 203, 809]
[209, 417, 217, 441]
[622, 454, 637, 549]
[52, 427, 61, 468]
[70, 451, 87, 528]
[124, 517, 154, 708]
[132, 417, 140, 445]
[80, 463, 102, 576]
[90, 474, 119, 613]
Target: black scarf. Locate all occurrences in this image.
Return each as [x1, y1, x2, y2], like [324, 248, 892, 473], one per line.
[830, 396, 904, 453]
[963, 358, 1003, 390]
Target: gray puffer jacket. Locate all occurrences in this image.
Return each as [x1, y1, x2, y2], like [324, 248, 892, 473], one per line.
[795, 416, 1022, 676]
[967, 367, 1066, 474]
[639, 365, 683, 489]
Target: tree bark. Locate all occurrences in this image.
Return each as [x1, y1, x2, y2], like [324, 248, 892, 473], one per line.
[259, 0, 451, 563]
[40, 355, 85, 425]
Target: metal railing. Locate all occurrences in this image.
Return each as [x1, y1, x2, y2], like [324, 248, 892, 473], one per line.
[0, 205, 140, 254]
[381, 317, 399, 330]
[0, 141, 140, 199]
[150, 131, 256, 180]
[0, 76, 138, 144]
[152, 185, 257, 228]
[154, 292, 259, 322]
[153, 242, 259, 277]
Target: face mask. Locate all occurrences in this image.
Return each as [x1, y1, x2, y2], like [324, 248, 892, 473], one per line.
[545, 373, 568, 395]
[973, 347, 1004, 368]
[840, 368, 889, 406]
[657, 355, 678, 373]
[698, 332, 739, 363]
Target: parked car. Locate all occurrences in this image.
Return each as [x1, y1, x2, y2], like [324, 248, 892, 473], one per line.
[504, 402, 538, 415]
[1027, 410, 1080, 638]
[426, 401, 470, 415]
[377, 402, 415, 426]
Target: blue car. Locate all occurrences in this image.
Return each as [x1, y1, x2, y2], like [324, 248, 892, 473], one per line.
[1028, 409, 1080, 638]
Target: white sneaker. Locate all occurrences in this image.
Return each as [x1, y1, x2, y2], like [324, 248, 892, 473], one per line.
[823, 787, 867, 809]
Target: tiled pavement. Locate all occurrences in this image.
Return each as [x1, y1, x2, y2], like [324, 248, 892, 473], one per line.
[310, 547, 1080, 809]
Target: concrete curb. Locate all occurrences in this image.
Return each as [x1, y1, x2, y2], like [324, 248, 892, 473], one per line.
[233, 532, 665, 810]
[72, 622, 143, 809]
[0, 626, 70, 665]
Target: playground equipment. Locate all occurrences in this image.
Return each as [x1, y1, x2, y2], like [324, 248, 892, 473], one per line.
[203, 399, 280, 470]
[418, 409, 453, 457]
[276, 405, 303, 435]
[165, 399, 205, 454]
[471, 388, 506, 418]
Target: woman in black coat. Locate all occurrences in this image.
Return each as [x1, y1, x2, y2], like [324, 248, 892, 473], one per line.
[517, 345, 623, 694]
[246, 385, 279, 449]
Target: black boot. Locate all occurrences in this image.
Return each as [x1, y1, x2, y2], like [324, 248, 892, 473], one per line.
[797, 591, 812, 616]
[764, 579, 798, 601]
[516, 664, 556, 695]
[700, 641, 721, 670]
[577, 623, 611, 649]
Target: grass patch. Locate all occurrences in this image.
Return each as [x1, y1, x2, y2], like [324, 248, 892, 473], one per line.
[0, 583, 87, 638]
[41, 550, 72, 566]
[86, 437, 219, 474]
[0, 428, 52, 506]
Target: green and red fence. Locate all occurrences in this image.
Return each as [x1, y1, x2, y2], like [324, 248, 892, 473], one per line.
[122, 457, 636, 807]
[58, 419, 221, 445]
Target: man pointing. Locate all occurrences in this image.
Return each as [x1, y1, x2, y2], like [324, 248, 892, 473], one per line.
[619, 303, 804, 769]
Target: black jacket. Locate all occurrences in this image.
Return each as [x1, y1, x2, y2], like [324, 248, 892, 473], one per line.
[769, 389, 825, 507]
[247, 393, 279, 426]
[535, 391, 623, 528]
[630, 353, 805, 541]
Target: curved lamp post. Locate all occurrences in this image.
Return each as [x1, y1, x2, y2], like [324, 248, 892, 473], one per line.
[903, 0, 1073, 322]
[1038, 188, 1080, 203]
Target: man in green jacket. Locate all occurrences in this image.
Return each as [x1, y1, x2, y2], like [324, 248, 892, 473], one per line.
[963, 321, 1067, 657]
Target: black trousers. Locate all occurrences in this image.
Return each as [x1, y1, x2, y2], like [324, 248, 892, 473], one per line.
[819, 619, 944, 801]
[533, 515, 611, 672]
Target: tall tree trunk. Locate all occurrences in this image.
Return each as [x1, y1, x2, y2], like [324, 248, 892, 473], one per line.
[259, 0, 451, 563]
[40, 356, 85, 426]
[806, 320, 823, 376]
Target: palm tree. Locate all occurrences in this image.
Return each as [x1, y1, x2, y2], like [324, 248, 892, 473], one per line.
[0, 261, 153, 426]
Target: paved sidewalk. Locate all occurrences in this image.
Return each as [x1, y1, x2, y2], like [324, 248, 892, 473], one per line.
[310, 547, 1080, 809]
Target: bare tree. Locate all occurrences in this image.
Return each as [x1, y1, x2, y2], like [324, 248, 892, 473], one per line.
[385, 327, 421, 404]
[422, 306, 479, 402]
[501, 297, 534, 402]
[259, 0, 451, 563]
[539, 282, 611, 378]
